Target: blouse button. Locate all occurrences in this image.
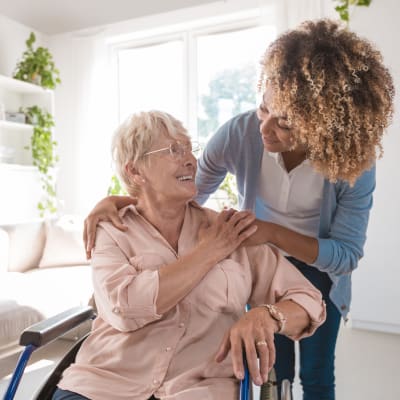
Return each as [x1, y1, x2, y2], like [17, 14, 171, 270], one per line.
[165, 346, 171, 352]
[153, 379, 159, 385]
[179, 322, 185, 328]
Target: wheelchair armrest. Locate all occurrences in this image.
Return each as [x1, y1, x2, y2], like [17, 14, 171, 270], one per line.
[20, 306, 96, 348]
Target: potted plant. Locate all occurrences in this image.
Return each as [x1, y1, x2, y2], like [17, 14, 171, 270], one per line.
[13, 32, 61, 89]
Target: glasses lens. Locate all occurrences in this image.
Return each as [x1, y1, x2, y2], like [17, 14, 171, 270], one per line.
[170, 142, 182, 158]
[191, 142, 201, 158]
[169, 141, 202, 159]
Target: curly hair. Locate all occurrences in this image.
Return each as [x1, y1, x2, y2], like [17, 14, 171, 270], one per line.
[259, 19, 395, 185]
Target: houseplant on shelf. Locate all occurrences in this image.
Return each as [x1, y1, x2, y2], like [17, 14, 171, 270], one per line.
[23, 105, 58, 216]
[13, 32, 61, 89]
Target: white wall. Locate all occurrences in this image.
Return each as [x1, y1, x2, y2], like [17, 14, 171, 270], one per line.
[344, 0, 400, 335]
[322, 1, 400, 398]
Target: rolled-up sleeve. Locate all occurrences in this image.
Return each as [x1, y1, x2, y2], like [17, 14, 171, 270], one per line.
[91, 226, 162, 332]
[247, 245, 326, 340]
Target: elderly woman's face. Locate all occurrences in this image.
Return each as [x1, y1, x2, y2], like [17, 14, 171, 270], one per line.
[139, 133, 198, 203]
[257, 85, 294, 153]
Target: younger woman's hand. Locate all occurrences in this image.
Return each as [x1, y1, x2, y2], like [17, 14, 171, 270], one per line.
[83, 196, 136, 259]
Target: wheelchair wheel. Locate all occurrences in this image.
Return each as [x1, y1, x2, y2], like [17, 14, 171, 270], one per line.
[280, 379, 292, 400]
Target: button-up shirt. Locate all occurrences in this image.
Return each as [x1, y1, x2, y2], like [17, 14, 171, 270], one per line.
[58, 202, 325, 400]
[256, 150, 324, 238]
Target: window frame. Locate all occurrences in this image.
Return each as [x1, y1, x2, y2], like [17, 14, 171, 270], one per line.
[109, 7, 275, 139]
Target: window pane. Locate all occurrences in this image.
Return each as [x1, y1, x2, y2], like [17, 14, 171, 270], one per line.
[118, 40, 184, 122]
[196, 26, 276, 143]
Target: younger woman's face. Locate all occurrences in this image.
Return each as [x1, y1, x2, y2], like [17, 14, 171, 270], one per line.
[257, 85, 295, 153]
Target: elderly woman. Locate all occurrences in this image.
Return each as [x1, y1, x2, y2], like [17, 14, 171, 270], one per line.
[53, 111, 325, 400]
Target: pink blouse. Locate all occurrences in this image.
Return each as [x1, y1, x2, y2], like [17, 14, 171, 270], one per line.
[58, 202, 325, 400]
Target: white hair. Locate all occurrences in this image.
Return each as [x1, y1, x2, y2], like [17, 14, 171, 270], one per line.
[111, 110, 189, 195]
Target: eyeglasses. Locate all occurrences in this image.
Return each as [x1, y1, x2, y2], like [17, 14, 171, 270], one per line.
[143, 141, 201, 160]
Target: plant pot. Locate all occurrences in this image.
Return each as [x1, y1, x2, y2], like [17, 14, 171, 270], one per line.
[31, 72, 42, 86]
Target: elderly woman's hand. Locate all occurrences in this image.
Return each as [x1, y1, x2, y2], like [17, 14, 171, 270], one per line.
[83, 195, 136, 259]
[214, 307, 279, 386]
[197, 209, 257, 263]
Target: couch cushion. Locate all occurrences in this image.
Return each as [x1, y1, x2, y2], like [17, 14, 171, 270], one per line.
[0, 221, 46, 272]
[0, 228, 9, 273]
[39, 215, 89, 268]
[0, 265, 93, 353]
[0, 299, 44, 349]
[23, 265, 93, 318]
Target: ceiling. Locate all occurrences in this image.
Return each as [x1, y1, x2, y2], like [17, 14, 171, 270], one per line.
[0, 0, 217, 35]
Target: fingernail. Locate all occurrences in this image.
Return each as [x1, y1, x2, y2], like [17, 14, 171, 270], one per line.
[237, 371, 244, 380]
[255, 377, 262, 386]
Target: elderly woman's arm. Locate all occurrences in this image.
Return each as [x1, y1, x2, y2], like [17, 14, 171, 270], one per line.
[216, 245, 326, 385]
[215, 301, 309, 385]
[92, 209, 257, 331]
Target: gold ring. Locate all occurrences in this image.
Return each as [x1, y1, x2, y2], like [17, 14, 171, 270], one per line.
[256, 340, 267, 347]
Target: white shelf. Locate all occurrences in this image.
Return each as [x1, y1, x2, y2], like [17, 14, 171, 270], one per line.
[0, 75, 50, 95]
[0, 163, 37, 171]
[0, 120, 33, 132]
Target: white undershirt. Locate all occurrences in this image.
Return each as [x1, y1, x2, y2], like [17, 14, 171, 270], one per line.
[255, 150, 324, 238]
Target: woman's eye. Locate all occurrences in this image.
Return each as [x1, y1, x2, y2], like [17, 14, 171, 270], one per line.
[277, 119, 291, 130]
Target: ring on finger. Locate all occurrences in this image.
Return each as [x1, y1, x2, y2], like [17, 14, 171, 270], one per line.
[256, 340, 267, 347]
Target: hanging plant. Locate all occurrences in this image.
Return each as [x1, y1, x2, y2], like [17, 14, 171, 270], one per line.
[333, 0, 372, 23]
[13, 32, 61, 89]
[23, 105, 59, 216]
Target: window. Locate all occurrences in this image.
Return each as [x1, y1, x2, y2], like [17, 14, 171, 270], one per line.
[118, 39, 184, 122]
[196, 25, 275, 143]
[115, 16, 276, 142]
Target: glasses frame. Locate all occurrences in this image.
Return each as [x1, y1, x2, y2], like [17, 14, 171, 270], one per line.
[143, 141, 201, 159]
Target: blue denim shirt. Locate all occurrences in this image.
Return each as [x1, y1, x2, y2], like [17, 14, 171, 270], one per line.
[196, 110, 375, 318]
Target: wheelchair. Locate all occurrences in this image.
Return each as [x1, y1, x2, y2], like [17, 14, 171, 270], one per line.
[3, 307, 291, 400]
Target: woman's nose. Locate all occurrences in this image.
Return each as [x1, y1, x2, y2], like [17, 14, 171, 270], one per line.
[259, 114, 275, 135]
[182, 152, 196, 166]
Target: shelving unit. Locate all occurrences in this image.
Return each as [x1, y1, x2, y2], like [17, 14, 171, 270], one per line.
[0, 74, 55, 223]
[0, 119, 33, 132]
[0, 74, 54, 166]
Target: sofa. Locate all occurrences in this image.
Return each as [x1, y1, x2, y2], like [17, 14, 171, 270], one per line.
[0, 215, 93, 358]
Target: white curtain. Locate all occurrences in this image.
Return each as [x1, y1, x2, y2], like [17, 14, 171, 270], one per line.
[51, 29, 116, 215]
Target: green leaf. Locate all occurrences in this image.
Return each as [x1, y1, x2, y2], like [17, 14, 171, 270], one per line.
[23, 105, 58, 216]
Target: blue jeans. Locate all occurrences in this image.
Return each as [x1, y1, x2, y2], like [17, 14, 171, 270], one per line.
[52, 388, 90, 400]
[274, 257, 341, 400]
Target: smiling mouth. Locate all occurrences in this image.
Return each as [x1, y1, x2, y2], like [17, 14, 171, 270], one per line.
[177, 175, 193, 182]
[262, 136, 279, 145]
